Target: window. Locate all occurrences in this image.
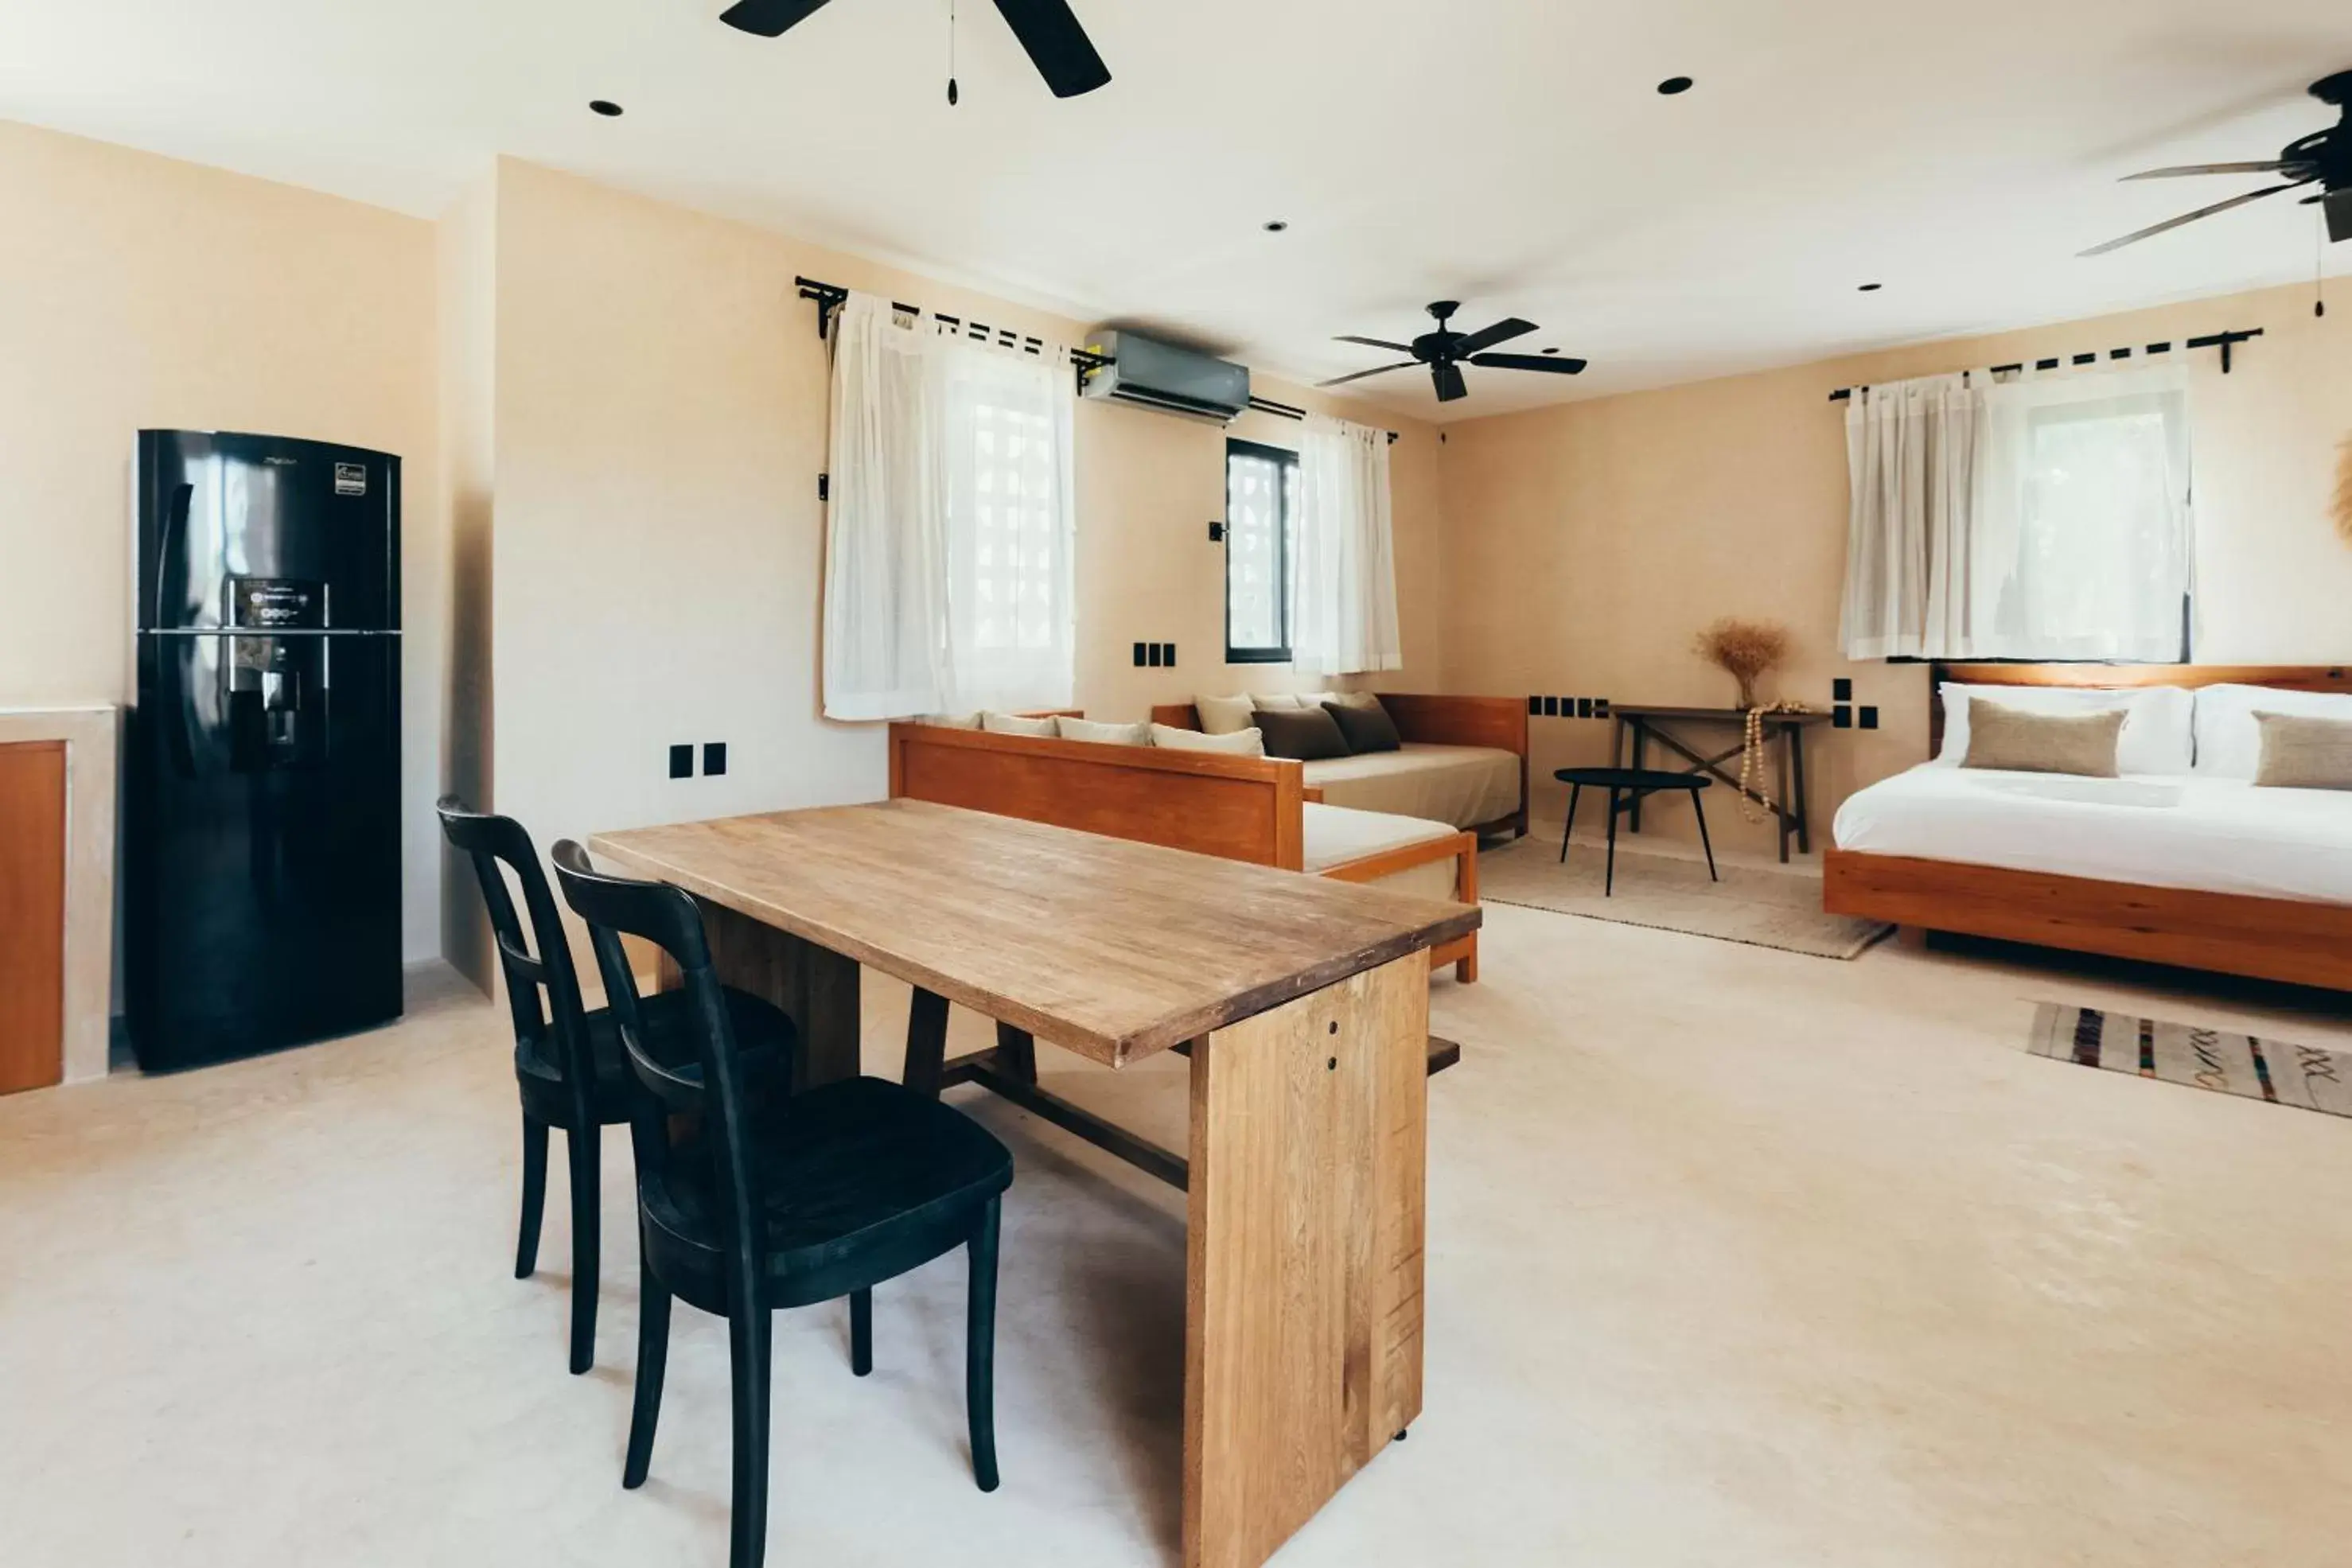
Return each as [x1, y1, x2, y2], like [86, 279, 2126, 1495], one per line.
[1225, 438, 1296, 663]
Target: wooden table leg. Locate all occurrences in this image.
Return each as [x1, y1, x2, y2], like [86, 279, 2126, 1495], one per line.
[1775, 726, 1794, 864]
[687, 897, 863, 1089]
[904, 986, 949, 1098]
[1628, 722, 1646, 832]
[1789, 724, 1812, 854]
[1182, 953, 1427, 1568]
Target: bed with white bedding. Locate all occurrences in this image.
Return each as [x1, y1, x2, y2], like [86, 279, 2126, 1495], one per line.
[1822, 662, 2352, 990]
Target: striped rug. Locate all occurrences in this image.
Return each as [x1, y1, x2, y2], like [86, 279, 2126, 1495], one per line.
[2029, 1003, 2352, 1118]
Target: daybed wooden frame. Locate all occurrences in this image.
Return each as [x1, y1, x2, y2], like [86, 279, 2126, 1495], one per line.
[1821, 661, 2352, 990]
[888, 721, 1480, 982]
[1150, 692, 1532, 839]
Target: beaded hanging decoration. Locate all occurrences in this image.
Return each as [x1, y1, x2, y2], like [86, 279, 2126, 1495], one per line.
[1736, 701, 1812, 824]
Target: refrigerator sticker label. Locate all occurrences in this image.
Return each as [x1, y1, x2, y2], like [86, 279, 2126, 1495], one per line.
[334, 462, 367, 496]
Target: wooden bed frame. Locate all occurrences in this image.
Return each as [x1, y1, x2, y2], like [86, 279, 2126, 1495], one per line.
[889, 722, 1481, 982]
[1822, 661, 2352, 990]
[1149, 692, 1532, 839]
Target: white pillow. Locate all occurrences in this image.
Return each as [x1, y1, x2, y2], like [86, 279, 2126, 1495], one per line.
[1937, 683, 2193, 775]
[913, 711, 981, 730]
[981, 711, 1058, 737]
[1150, 723, 1265, 756]
[1194, 694, 1257, 735]
[1250, 693, 1306, 710]
[2195, 684, 2352, 778]
[1056, 716, 1150, 747]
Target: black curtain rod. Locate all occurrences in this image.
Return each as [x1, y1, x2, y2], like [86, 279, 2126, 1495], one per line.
[1829, 328, 2263, 402]
[795, 275, 1399, 443]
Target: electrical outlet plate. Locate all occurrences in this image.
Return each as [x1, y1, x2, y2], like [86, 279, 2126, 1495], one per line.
[668, 743, 693, 779]
[703, 741, 727, 776]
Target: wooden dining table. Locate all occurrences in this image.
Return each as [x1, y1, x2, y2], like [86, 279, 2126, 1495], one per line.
[590, 798, 1480, 1568]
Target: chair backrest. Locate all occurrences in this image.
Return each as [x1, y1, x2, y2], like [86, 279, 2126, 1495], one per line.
[549, 840, 766, 1286]
[436, 798, 596, 1115]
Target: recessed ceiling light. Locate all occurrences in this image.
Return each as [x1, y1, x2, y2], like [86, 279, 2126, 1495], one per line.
[1657, 76, 1694, 95]
[1263, 220, 1289, 233]
[1858, 282, 1883, 292]
[589, 99, 624, 117]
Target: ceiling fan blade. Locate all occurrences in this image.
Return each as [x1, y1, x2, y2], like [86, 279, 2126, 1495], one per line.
[991, 0, 1112, 97]
[1471, 352, 1588, 375]
[1317, 361, 1418, 388]
[1450, 317, 1538, 357]
[1334, 334, 1416, 353]
[1432, 362, 1468, 403]
[2122, 161, 2288, 180]
[2078, 182, 2303, 257]
[718, 0, 837, 37]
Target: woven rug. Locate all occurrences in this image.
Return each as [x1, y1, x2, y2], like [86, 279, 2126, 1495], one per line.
[2029, 1002, 2352, 1117]
[1476, 838, 1893, 959]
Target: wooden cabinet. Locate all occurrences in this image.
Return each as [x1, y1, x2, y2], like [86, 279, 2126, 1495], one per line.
[0, 740, 67, 1095]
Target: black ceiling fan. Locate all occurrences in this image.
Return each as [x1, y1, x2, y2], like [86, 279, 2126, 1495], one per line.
[719, 0, 1111, 99]
[2083, 68, 2352, 256]
[1319, 302, 1587, 403]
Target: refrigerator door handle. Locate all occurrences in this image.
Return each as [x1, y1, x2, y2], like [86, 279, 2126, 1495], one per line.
[149, 481, 193, 629]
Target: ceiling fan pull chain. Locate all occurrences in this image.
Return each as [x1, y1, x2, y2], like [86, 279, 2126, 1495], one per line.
[947, 0, 960, 106]
[2319, 210, 2329, 319]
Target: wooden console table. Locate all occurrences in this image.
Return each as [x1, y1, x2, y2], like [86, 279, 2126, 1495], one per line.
[1609, 706, 1830, 863]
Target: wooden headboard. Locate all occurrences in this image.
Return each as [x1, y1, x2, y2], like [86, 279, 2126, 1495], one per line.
[889, 723, 1310, 870]
[1927, 662, 2352, 753]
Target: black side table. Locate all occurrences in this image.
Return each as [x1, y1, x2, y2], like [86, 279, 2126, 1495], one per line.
[1554, 768, 1717, 897]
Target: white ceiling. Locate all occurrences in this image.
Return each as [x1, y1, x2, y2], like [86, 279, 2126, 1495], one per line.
[6, 0, 2352, 419]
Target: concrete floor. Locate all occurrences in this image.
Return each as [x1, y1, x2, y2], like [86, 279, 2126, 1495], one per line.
[5, 906, 2351, 1566]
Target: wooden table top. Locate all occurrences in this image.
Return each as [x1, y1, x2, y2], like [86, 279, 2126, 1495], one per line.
[1612, 705, 1832, 725]
[590, 800, 1480, 1069]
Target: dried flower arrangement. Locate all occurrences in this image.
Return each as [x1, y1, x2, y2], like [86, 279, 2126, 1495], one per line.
[1692, 617, 1791, 710]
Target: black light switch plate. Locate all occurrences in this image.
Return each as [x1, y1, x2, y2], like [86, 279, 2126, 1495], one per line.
[1542, 697, 1560, 716]
[1528, 696, 1542, 715]
[1595, 698, 1610, 718]
[1576, 698, 1593, 718]
[1859, 706, 1879, 730]
[703, 741, 727, 776]
[1161, 643, 1177, 667]
[1133, 642, 1147, 667]
[1147, 644, 1164, 667]
[1833, 677, 1853, 701]
[1833, 705, 1853, 729]
[668, 743, 693, 779]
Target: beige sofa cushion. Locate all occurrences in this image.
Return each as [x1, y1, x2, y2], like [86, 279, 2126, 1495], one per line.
[1961, 700, 2124, 777]
[2253, 711, 2352, 791]
[1057, 716, 1150, 747]
[1194, 694, 1258, 734]
[1300, 803, 1457, 872]
[1303, 743, 1520, 830]
[1151, 723, 1266, 756]
[914, 711, 982, 730]
[982, 711, 1059, 737]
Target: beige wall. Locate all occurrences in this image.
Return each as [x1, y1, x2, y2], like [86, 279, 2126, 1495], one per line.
[1439, 281, 2352, 854]
[0, 119, 450, 962]
[483, 159, 1443, 890]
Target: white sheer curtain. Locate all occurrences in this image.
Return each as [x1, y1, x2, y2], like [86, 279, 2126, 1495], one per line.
[820, 292, 1077, 718]
[1292, 414, 1401, 675]
[1838, 360, 2193, 662]
[823, 294, 946, 719]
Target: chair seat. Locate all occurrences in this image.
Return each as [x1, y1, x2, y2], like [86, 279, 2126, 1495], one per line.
[516, 986, 796, 1126]
[639, 1076, 1014, 1310]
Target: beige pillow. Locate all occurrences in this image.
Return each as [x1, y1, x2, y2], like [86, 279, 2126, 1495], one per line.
[1150, 723, 1266, 757]
[1056, 716, 1150, 748]
[1250, 693, 1310, 710]
[980, 711, 1058, 737]
[1194, 694, 1257, 735]
[2253, 710, 2352, 791]
[913, 711, 981, 730]
[1961, 700, 2124, 777]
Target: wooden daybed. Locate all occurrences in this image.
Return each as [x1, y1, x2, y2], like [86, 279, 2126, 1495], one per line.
[888, 720, 1483, 982]
[1822, 662, 2352, 990]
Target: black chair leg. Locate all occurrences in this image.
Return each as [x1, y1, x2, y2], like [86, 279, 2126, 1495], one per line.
[850, 1287, 873, 1377]
[567, 1126, 600, 1375]
[729, 1307, 774, 1568]
[1559, 784, 1581, 864]
[624, 1259, 670, 1489]
[967, 1196, 1002, 1493]
[1692, 791, 1719, 882]
[516, 1115, 549, 1280]
[1604, 788, 1621, 897]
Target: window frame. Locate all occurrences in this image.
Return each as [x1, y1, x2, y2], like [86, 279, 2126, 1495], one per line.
[1223, 437, 1297, 665]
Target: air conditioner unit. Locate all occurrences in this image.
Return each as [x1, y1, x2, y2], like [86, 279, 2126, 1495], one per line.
[1081, 330, 1250, 423]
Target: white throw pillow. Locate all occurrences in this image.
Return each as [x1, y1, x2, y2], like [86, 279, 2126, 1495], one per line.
[1056, 716, 1150, 747]
[2195, 684, 2352, 778]
[1194, 694, 1257, 735]
[1937, 683, 2193, 775]
[1151, 723, 1266, 756]
[980, 711, 1058, 737]
[1252, 692, 1333, 711]
[913, 711, 981, 730]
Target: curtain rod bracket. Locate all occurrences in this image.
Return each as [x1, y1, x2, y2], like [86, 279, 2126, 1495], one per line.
[1828, 327, 2262, 402]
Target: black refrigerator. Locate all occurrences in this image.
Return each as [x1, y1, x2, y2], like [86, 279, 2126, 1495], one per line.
[127, 430, 403, 1072]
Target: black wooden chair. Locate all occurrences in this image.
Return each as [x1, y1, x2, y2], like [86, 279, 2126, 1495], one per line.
[436, 799, 798, 1374]
[550, 839, 1013, 1568]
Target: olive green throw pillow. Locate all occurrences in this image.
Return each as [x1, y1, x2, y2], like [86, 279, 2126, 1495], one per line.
[1960, 700, 2124, 778]
[2253, 711, 2352, 791]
